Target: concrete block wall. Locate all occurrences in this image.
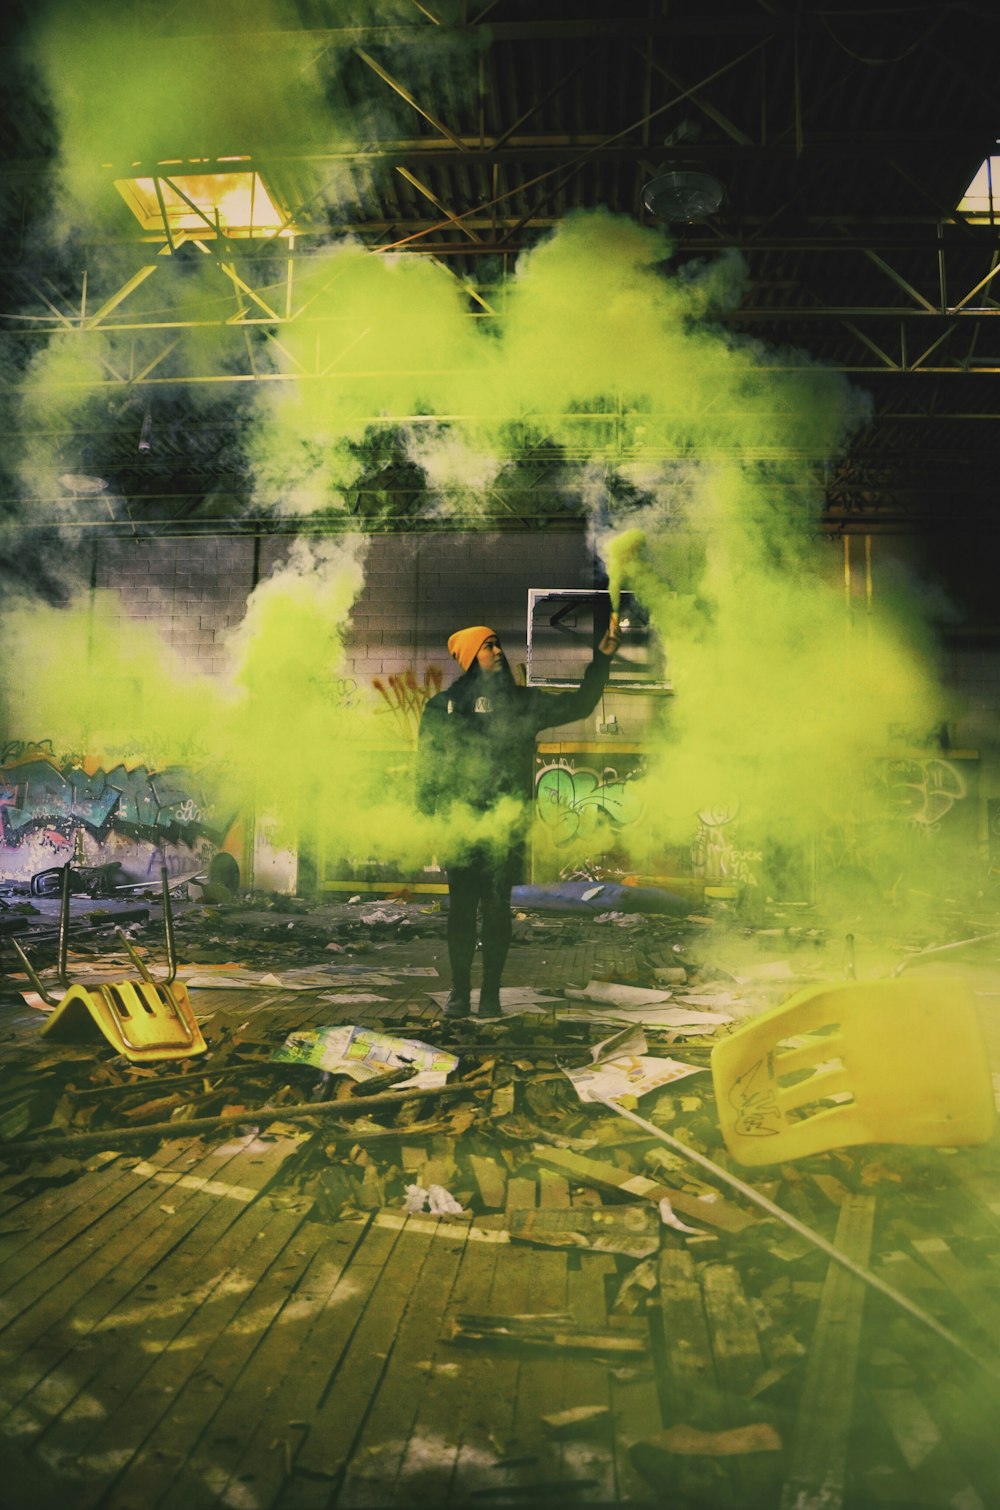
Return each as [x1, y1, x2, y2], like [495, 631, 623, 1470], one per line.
[15, 525, 997, 893]
[93, 535, 257, 678]
[337, 529, 664, 746]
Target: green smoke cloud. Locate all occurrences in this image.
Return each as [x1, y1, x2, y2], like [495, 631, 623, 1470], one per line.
[1, 3, 958, 917]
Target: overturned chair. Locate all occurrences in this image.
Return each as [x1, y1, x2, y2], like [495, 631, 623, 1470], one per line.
[13, 864, 206, 1064]
[711, 974, 996, 1167]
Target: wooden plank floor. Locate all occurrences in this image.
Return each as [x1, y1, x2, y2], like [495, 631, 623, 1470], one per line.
[0, 1167, 667, 1508]
[3, 939, 1000, 1508]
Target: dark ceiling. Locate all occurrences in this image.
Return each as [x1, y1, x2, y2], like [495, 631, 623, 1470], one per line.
[2, 0, 999, 545]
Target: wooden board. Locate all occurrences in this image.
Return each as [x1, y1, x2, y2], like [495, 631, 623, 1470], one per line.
[779, 1193, 876, 1510]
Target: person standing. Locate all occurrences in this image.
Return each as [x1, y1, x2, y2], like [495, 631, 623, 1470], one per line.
[417, 614, 621, 1018]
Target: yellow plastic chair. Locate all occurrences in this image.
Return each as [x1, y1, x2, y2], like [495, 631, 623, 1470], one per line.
[711, 975, 996, 1167]
[40, 977, 206, 1063]
[17, 861, 207, 1064]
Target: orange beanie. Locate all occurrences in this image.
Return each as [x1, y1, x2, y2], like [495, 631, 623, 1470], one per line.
[447, 625, 497, 672]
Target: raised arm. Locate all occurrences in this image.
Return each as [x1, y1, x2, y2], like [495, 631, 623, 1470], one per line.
[529, 612, 621, 733]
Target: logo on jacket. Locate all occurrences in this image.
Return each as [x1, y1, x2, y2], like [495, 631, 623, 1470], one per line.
[474, 696, 492, 713]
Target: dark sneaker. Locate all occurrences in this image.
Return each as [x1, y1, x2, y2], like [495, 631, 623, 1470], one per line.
[443, 990, 471, 1018]
[477, 991, 502, 1018]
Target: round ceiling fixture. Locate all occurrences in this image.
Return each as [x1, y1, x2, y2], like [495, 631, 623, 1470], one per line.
[641, 168, 725, 223]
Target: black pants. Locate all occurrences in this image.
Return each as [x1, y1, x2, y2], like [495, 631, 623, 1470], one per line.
[445, 847, 523, 997]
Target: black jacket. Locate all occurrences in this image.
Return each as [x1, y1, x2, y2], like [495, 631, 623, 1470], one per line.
[416, 653, 612, 821]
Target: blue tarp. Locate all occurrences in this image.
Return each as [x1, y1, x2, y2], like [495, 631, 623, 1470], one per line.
[509, 881, 689, 916]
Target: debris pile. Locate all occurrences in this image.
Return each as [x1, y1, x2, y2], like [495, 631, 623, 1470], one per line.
[0, 890, 998, 1505]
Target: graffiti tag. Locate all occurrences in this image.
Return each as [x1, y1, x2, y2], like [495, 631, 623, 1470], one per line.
[0, 756, 234, 846]
[535, 760, 644, 845]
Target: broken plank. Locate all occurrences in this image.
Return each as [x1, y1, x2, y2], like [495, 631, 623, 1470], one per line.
[508, 1205, 658, 1259]
[532, 1145, 754, 1233]
[779, 1193, 876, 1510]
[701, 1262, 781, 1509]
[700, 1263, 765, 1399]
[505, 1175, 536, 1212]
[641, 1241, 737, 1509]
[468, 1154, 506, 1211]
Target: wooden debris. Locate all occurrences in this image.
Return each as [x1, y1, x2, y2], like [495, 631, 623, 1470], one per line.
[541, 1404, 611, 1436]
[509, 1204, 659, 1258]
[448, 1313, 648, 1356]
[468, 1152, 507, 1210]
[635, 1422, 783, 1458]
[531, 1144, 755, 1232]
[779, 1193, 876, 1510]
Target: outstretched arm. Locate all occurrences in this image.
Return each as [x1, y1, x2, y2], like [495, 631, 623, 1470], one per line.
[529, 612, 622, 732]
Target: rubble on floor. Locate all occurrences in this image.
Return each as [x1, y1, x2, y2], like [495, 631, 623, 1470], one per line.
[0, 890, 998, 1507]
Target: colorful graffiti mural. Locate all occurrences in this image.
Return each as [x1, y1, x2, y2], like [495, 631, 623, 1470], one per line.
[0, 752, 235, 848]
[534, 756, 645, 846]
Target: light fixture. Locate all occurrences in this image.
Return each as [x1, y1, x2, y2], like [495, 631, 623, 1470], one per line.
[114, 160, 293, 241]
[957, 154, 999, 222]
[641, 121, 725, 223]
[59, 473, 109, 495]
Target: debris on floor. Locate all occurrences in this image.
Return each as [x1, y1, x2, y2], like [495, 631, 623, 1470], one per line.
[0, 888, 998, 1507]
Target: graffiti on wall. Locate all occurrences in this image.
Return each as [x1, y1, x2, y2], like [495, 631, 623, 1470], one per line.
[534, 757, 645, 846]
[690, 804, 762, 887]
[875, 755, 969, 832]
[372, 667, 443, 744]
[0, 753, 235, 849]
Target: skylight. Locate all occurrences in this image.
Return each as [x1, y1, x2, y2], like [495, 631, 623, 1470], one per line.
[957, 156, 999, 222]
[114, 165, 292, 241]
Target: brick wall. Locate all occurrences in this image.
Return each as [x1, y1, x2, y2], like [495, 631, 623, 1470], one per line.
[87, 528, 659, 748]
[93, 535, 257, 679]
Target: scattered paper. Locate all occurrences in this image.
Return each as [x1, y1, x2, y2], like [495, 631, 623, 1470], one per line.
[658, 1196, 703, 1235]
[405, 1184, 464, 1214]
[272, 1025, 458, 1088]
[571, 979, 673, 1007]
[427, 986, 561, 1015]
[315, 993, 391, 1005]
[562, 1026, 706, 1104]
[560, 1004, 734, 1031]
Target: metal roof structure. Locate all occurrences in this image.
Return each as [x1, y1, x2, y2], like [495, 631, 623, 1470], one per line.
[1, 0, 999, 542]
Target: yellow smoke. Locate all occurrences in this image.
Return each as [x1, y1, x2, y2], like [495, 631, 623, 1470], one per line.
[5, 3, 956, 911]
[606, 528, 647, 611]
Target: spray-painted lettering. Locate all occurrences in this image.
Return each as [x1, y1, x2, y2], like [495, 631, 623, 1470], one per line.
[373, 667, 443, 744]
[534, 758, 644, 845]
[0, 755, 234, 847]
[880, 756, 967, 832]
